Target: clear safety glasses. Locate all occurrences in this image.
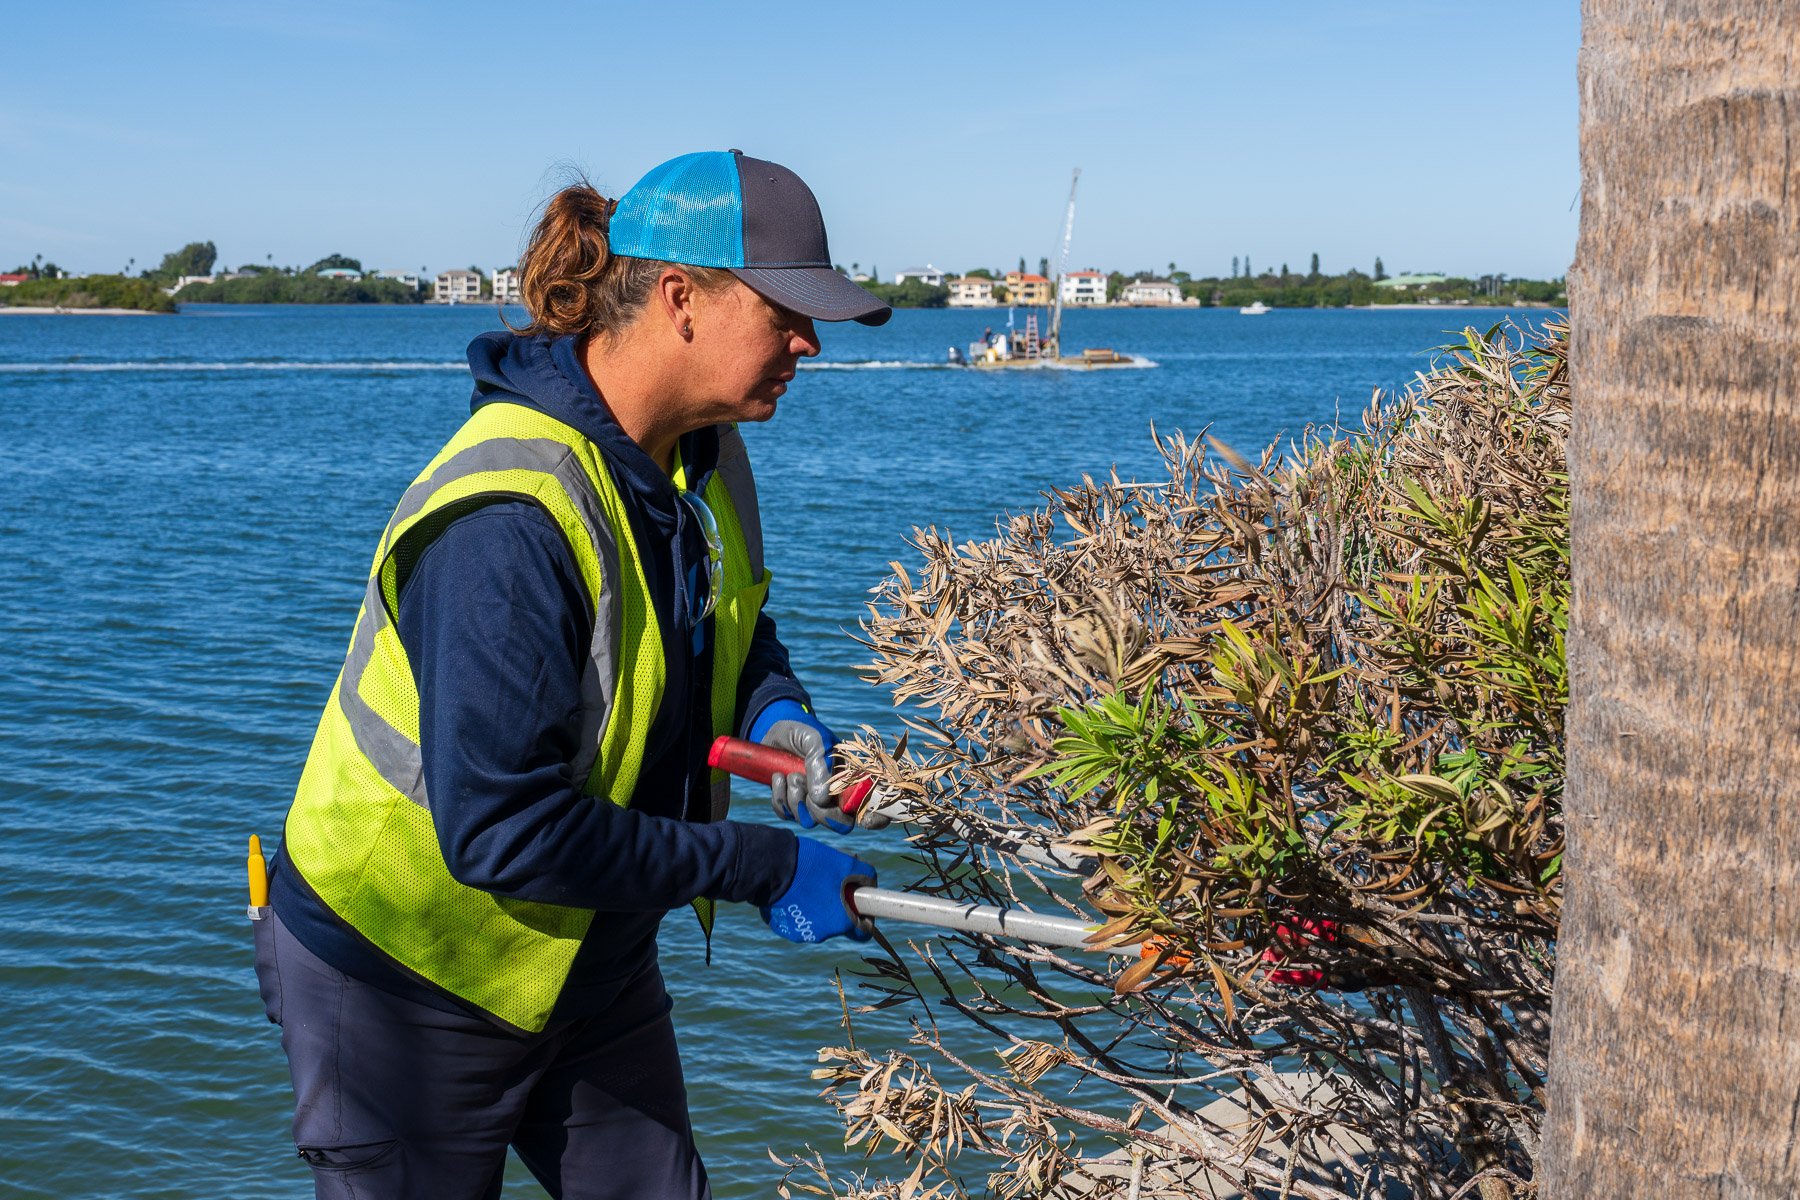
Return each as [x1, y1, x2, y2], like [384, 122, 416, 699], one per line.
[678, 488, 724, 628]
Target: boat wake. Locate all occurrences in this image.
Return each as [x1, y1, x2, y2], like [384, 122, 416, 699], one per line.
[1047, 356, 1160, 370]
[799, 360, 960, 371]
[802, 357, 1159, 371]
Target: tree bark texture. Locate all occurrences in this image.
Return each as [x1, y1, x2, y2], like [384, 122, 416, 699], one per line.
[1544, 4, 1800, 1196]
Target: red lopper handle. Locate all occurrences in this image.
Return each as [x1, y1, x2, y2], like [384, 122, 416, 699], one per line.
[707, 736, 878, 815]
[707, 735, 801, 784]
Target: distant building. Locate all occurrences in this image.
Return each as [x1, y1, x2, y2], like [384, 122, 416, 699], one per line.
[850, 273, 872, 283]
[435, 269, 482, 304]
[1373, 273, 1449, 290]
[173, 274, 216, 291]
[0, 273, 27, 287]
[377, 270, 422, 290]
[1121, 278, 1182, 306]
[893, 265, 945, 287]
[493, 267, 522, 304]
[316, 267, 363, 281]
[1004, 271, 1052, 306]
[1060, 270, 1106, 307]
[947, 277, 996, 307]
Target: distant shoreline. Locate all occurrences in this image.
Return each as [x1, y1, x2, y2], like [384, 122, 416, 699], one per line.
[0, 301, 1562, 318]
[948, 301, 1560, 313]
[0, 306, 163, 316]
[1350, 301, 1561, 311]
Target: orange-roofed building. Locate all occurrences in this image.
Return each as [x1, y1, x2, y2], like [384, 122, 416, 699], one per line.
[1003, 271, 1052, 306]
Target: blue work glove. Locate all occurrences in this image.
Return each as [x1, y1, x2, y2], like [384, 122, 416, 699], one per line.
[749, 699, 852, 833]
[761, 837, 877, 944]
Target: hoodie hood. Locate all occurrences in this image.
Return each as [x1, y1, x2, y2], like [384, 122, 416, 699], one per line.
[464, 330, 719, 507]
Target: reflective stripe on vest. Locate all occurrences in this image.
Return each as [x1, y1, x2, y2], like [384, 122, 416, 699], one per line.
[283, 403, 768, 1033]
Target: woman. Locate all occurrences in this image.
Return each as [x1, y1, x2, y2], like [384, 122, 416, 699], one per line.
[254, 150, 890, 1199]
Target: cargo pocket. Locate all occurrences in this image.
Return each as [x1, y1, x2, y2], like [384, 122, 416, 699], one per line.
[251, 915, 282, 1026]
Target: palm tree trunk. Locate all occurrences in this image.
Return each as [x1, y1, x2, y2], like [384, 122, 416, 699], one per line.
[1542, 3, 1800, 1195]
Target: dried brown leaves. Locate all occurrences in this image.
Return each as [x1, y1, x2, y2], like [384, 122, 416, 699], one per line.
[800, 321, 1570, 1199]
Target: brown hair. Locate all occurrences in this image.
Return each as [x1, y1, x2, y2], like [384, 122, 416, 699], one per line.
[513, 179, 733, 338]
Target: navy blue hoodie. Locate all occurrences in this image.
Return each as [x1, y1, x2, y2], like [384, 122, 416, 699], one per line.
[273, 330, 806, 1018]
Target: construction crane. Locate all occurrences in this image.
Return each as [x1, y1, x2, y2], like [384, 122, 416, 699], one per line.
[1046, 166, 1081, 359]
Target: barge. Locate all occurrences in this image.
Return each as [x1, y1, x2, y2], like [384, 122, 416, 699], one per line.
[946, 168, 1145, 370]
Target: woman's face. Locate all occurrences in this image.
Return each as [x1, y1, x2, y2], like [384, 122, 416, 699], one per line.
[690, 280, 821, 423]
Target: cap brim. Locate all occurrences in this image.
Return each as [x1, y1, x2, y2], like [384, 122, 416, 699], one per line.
[731, 266, 892, 326]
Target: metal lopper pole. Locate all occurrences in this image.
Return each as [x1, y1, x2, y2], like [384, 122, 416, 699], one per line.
[848, 885, 1132, 956]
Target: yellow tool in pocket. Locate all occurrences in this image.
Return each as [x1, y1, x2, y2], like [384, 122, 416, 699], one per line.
[247, 834, 270, 920]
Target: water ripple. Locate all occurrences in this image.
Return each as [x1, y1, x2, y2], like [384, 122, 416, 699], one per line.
[0, 304, 1549, 1198]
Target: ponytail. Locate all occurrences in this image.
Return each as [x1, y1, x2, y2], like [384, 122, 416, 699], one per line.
[516, 182, 617, 336]
[514, 176, 733, 338]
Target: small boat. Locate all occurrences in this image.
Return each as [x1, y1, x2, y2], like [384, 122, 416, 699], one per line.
[1240, 301, 1271, 315]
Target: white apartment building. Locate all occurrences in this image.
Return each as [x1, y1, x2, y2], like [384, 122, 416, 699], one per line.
[1060, 270, 1107, 306]
[378, 270, 422, 290]
[435, 269, 482, 304]
[893, 264, 945, 287]
[493, 267, 522, 304]
[947, 277, 996, 307]
[1120, 278, 1183, 306]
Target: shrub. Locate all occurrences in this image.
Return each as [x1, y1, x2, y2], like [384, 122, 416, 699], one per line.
[791, 321, 1569, 1199]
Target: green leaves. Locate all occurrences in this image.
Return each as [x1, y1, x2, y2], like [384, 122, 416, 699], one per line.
[824, 317, 1571, 1200]
[1015, 321, 1568, 952]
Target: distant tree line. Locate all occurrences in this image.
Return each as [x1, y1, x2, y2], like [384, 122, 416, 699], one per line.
[0, 274, 176, 313]
[855, 278, 951, 308]
[1182, 266, 1565, 308]
[3, 239, 438, 307]
[10, 237, 1568, 312]
[1153, 253, 1564, 307]
[168, 247, 427, 304]
[847, 269, 1564, 311]
[837, 254, 1564, 310]
[174, 273, 423, 305]
[6, 253, 68, 281]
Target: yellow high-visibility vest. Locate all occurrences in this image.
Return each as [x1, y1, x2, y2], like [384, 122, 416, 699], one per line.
[283, 401, 769, 1032]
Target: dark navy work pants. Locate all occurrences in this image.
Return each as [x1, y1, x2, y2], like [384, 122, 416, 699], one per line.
[253, 914, 711, 1200]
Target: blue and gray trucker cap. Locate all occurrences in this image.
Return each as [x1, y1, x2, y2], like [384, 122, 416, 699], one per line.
[609, 150, 891, 326]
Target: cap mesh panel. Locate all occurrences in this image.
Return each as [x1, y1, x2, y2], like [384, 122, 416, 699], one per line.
[610, 151, 745, 268]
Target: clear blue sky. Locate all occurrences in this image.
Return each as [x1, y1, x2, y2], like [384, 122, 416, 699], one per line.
[1, 1, 1578, 281]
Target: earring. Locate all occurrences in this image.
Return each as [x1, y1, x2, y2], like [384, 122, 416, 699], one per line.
[682, 322, 692, 337]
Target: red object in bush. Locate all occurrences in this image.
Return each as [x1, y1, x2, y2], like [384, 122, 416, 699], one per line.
[1261, 916, 1340, 988]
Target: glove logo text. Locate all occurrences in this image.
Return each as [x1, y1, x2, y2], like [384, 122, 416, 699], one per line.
[785, 903, 816, 943]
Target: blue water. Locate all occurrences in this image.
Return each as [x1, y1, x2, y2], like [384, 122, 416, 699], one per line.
[0, 303, 1553, 1197]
